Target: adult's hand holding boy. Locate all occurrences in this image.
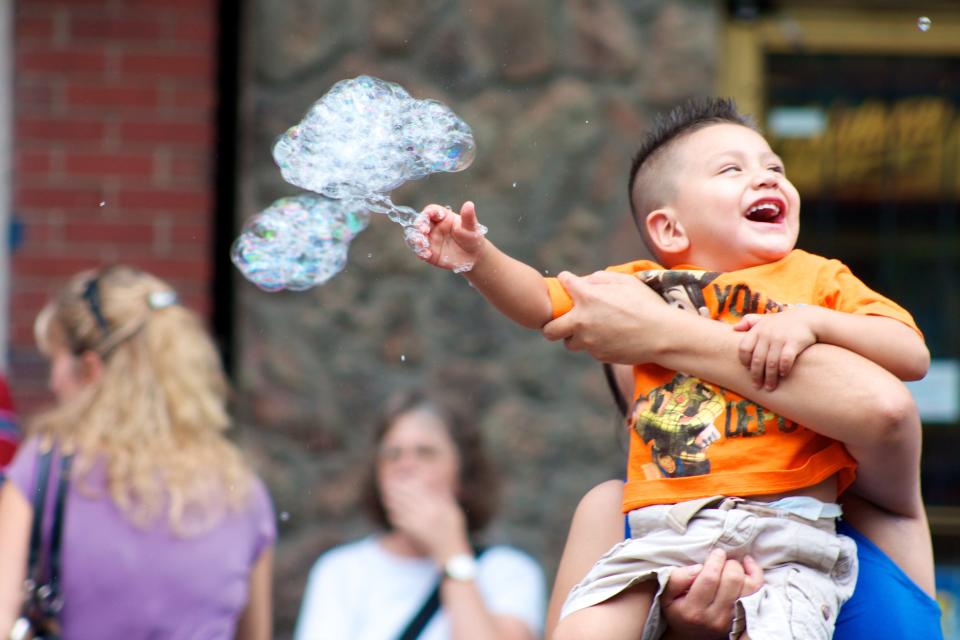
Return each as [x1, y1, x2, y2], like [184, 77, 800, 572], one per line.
[542, 270, 673, 364]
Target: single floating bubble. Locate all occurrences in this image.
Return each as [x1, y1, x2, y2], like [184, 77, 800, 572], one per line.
[400, 354, 406, 362]
[99, 201, 106, 207]
[512, 182, 517, 188]
[279, 511, 290, 522]
[231, 194, 370, 291]
[917, 16, 931, 31]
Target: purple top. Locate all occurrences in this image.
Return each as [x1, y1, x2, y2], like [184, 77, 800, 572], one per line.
[7, 438, 276, 640]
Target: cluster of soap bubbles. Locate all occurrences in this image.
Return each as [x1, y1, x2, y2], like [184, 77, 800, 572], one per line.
[231, 195, 370, 291]
[273, 75, 475, 205]
[233, 75, 477, 291]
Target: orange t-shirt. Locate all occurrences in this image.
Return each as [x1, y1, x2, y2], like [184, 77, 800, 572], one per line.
[545, 249, 922, 513]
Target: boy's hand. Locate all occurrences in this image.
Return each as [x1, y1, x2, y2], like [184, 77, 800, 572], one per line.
[733, 306, 820, 391]
[417, 201, 486, 272]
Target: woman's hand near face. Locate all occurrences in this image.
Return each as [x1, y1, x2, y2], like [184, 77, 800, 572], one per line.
[380, 476, 471, 564]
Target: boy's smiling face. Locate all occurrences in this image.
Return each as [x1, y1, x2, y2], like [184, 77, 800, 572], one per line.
[645, 123, 800, 272]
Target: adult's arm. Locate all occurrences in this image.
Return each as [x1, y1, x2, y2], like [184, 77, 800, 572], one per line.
[0, 482, 30, 637]
[542, 271, 932, 592]
[545, 481, 625, 638]
[544, 480, 764, 640]
[235, 546, 274, 640]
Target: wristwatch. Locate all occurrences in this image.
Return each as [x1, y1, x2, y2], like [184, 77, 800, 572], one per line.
[443, 553, 478, 582]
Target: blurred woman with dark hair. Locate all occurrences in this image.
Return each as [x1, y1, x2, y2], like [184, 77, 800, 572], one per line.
[294, 390, 545, 640]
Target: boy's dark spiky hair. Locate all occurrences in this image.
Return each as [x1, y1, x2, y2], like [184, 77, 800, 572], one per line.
[627, 97, 755, 223]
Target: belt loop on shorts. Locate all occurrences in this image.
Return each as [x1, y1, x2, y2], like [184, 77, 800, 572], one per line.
[665, 495, 726, 533]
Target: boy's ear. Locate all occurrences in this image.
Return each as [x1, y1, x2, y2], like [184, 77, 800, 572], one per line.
[645, 209, 690, 257]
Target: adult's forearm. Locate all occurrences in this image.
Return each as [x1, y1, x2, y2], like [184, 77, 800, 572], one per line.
[840, 492, 935, 596]
[650, 310, 923, 518]
[653, 310, 909, 449]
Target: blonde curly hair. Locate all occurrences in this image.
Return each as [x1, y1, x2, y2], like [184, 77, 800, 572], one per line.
[31, 265, 251, 535]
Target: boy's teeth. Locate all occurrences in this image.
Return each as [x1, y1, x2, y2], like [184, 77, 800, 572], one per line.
[747, 203, 781, 221]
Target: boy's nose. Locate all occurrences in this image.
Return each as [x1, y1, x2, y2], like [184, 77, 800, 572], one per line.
[752, 169, 780, 189]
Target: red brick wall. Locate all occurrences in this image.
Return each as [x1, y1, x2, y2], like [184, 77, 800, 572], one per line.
[11, 0, 221, 413]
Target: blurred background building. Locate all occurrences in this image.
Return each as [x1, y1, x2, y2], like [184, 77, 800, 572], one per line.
[4, 0, 959, 636]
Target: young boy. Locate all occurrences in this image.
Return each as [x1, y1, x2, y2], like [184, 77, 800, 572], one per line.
[415, 98, 929, 639]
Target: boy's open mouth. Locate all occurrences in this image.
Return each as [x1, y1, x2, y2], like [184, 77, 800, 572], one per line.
[745, 199, 784, 223]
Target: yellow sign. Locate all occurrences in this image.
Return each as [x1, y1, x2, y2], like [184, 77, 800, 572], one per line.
[772, 97, 960, 200]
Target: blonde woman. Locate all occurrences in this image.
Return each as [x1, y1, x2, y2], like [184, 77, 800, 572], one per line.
[0, 266, 275, 640]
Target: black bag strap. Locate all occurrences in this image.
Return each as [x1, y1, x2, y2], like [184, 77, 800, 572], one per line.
[26, 449, 54, 578]
[24, 447, 71, 614]
[396, 546, 487, 640]
[46, 454, 73, 601]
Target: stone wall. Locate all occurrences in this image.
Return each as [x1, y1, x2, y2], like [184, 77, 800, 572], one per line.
[236, 0, 719, 634]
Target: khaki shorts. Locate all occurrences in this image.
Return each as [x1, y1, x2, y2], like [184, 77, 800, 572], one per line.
[560, 497, 858, 640]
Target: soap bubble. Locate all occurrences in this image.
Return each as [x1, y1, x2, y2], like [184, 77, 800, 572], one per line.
[273, 75, 475, 222]
[917, 16, 931, 31]
[234, 76, 481, 290]
[231, 195, 370, 291]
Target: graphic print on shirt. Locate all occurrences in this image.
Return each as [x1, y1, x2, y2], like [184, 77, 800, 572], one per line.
[628, 269, 794, 479]
[632, 372, 724, 478]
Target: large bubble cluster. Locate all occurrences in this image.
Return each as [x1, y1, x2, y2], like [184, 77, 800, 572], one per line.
[233, 75, 478, 291]
[231, 195, 370, 291]
[273, 75, 475, 205]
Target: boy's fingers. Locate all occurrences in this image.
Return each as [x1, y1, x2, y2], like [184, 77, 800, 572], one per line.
[779, 346, 797, 378]
[764, 342, 783, 390]
[738, 332, 758, 368]
[423, 204, 447, 222]
[733, 314, 759, 332]
[460, 201, 477, 231]
[750, 337, 770, 385]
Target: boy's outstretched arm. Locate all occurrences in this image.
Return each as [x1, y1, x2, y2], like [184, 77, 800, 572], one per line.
[418, 202, 553, 329]
[734, 307, 929, 390]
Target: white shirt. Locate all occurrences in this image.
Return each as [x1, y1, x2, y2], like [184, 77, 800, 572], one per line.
[293, 535, 546, 640]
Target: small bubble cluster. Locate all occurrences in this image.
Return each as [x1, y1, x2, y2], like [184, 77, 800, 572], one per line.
[231, 195, 370, 291]
[233, 76, 479, 290]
